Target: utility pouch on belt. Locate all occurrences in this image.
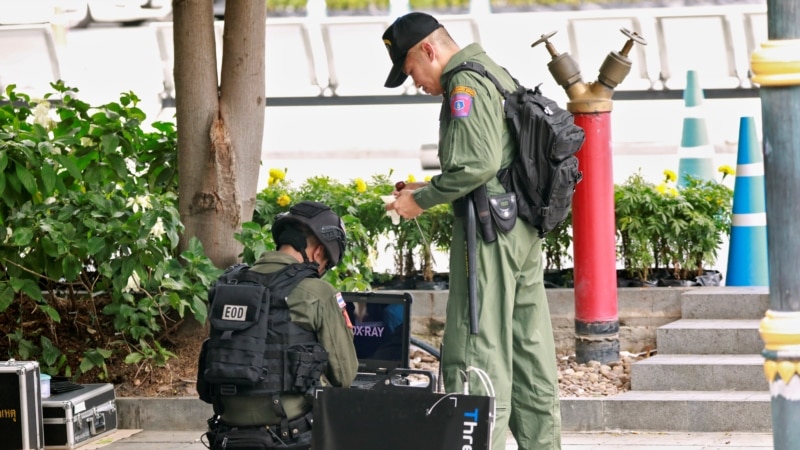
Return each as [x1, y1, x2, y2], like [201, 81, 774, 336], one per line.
[489, 192, 517, 233]
[471, 185, 497, 243]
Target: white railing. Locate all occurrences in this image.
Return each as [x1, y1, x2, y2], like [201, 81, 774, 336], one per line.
[212, 3, 766, 101]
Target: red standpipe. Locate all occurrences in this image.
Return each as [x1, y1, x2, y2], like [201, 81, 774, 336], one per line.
[572, 112, 620, 363]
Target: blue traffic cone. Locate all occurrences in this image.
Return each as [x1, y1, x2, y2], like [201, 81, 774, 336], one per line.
[677, 70, 716, 188]
[726, 116, 768, 286]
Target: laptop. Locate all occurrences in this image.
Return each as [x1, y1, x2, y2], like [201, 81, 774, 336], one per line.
[341, 291, 413, 389]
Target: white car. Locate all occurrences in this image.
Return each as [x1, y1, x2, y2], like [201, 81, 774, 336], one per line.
[0, 0, 172, 28]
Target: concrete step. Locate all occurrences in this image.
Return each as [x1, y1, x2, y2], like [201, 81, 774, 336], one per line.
[630, 354, 768, 391]
[560, 391, 772, 432]
[117, 390, 774, 434]
[681, 287, 769, 320]
[657, 319, 763, 355]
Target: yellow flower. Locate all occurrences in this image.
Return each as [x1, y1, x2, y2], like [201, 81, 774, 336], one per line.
[668, 187, 679, 197]
[268, 176, 275, 187]
[269, 168, 286, 181]
[663, 169, 677, 183]
[277, 194, 291, 207]
[424, 175, 432, 182]
[406, 174, 416, 183]
[354, 178, 367, 193]
[656, 183, 667, 194]
[718, 165, 735, 177]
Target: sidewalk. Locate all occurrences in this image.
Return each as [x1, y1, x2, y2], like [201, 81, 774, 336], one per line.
[89, 429, 774, 449]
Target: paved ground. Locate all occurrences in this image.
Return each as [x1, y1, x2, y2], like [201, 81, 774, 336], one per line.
[86, 429, 774, 449]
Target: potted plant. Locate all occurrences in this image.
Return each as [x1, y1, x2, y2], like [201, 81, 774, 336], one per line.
[614, 168, 733, 286]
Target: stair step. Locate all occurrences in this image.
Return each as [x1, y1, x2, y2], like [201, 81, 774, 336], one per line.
[631, 354, 768, 391]
[560, 391, 771, 432]
[681, 287, 769, 320]
[657, 319, 763, 355]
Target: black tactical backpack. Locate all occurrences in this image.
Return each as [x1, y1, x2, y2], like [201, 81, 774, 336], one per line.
[197, 262, 327, 406]
[449, 61, 585, 237]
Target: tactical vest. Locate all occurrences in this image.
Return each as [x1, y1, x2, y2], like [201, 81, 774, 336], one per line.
[198, 262, 329, 415]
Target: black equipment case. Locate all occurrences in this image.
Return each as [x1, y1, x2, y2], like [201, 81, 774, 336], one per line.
[41, 383, 117, 449]
[312, 370, 494, 450]
[0, 360, 45, 450]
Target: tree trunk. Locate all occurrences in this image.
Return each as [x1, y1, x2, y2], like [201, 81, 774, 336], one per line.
[174, 0, 266, 269]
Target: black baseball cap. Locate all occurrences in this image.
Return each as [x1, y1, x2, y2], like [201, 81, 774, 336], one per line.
[382, 12, 443, 88]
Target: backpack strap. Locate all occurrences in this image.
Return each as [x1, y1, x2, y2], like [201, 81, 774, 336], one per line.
[448, 60, 518, 99]
[250, 262, 320, 305]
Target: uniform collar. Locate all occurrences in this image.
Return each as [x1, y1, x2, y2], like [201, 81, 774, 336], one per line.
[443, 43, 486, 75]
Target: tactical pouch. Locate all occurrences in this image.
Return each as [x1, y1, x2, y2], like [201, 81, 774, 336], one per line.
[205, 425, 275, 450]
[205, 283, 270, 386]
[489, 192, 517, 233]
[197, 339, 213, 404]
[287, 343, 329, 395]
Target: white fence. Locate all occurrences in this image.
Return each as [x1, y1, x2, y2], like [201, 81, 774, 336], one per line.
[149, 3, 767, 104]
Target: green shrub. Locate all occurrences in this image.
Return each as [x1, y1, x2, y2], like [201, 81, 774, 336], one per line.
[0, 83, 218, 379]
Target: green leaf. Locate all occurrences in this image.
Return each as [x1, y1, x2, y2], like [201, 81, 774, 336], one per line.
[87, 236, 105, 256]
[62, 254, 82, 281]
[40, 162, 57, 197]
[15, 163, 37, 195]
[79, 357, 97, 374]
[11, 226, 32, 246]
[41, 235, 60, 257]
[192, 297, 208, 324]
[40, 336, 62, 366]
[106, 154, 128, 178]
[19, 279, 44, 301]
[38, 304, 61, 323]
[0, 283, 15, 312]
[124, 352, 144, 364]
[54, 154, 82, 180]
[17, 338, 37, 360]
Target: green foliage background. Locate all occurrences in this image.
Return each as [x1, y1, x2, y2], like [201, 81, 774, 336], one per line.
[1, 81, 732, 381]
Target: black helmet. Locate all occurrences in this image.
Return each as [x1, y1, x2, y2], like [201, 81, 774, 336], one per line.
[271, 201, 347, 269]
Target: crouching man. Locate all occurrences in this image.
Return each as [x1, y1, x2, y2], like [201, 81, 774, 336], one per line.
[197, 201, 358, 449]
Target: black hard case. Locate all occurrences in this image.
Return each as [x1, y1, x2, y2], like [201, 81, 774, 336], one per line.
[41, 383, 117, 449]
[0, 360, 45, 450]
[312, 370, 493, 450]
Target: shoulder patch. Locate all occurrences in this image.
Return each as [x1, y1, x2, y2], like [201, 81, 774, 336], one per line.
[450, 92, 473, 118]
[336, 292, 345, 309]
[450, 85, 476, 97]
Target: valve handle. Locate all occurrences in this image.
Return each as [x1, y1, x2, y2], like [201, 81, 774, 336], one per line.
[530, 30, 557, 48]
[620, 28, 647, 46]
[618, 28, 647, 58]
[531, 30, 561, 59]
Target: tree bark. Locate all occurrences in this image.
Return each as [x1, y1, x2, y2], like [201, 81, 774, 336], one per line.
[174, 0, 266, 268]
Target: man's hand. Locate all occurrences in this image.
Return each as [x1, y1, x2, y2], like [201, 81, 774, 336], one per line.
[386, 181, 427, 219]
[386, 190, 424, 219]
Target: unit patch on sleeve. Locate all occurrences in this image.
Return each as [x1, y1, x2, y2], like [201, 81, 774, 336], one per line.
[450, 85, 475, 118]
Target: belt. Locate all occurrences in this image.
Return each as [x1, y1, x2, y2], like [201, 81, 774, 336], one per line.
[266, 410, 313, 439]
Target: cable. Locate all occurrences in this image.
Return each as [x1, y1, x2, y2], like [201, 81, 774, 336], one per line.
[425, 392, 458, 416]
[464, 366, 497, 433]
[410, 336, 441, 360]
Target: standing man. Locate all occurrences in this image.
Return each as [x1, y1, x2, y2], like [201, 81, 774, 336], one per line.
[199, 201, 358, 450]
[382, 13, 561, 450]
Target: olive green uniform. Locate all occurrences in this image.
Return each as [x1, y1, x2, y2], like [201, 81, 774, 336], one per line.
[413, 43, 561, 450]
[220, 252, 359, 426]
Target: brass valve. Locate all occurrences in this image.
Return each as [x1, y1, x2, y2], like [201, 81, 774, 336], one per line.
[532, 29, 647, 113]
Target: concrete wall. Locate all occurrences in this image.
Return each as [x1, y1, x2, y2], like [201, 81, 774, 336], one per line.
[404, 287, 691, 355]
